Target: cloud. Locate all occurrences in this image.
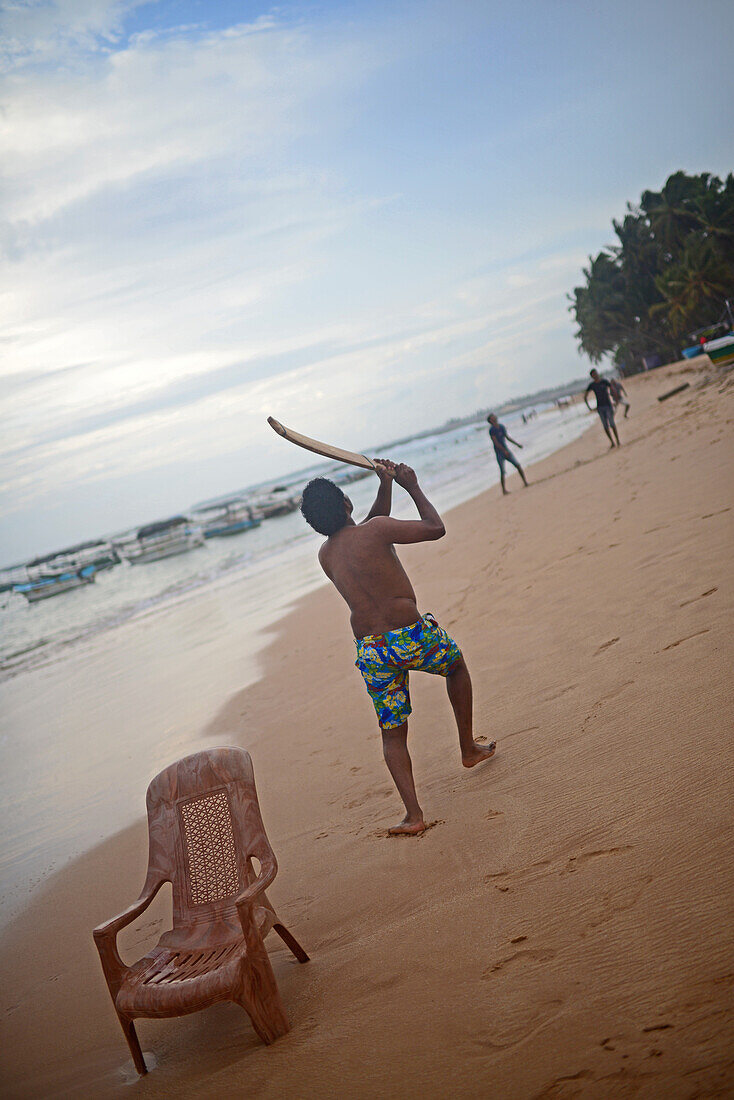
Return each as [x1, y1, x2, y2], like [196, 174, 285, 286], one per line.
[1, 241, 586, 526]
[0, 0, 139, 64]
[1, 14, 376, 224]
[0, 1, 623, 560]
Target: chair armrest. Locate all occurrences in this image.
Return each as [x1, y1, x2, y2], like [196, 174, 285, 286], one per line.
[235, 856, 278, 914]
[93, 880, 164, 998]
[93, 881, 164, 943]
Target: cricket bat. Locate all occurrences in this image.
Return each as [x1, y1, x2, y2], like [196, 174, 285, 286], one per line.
[267, 417, 376, 471]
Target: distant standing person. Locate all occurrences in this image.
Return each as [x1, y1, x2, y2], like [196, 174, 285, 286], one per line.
[487, 414, 529, 494]
[584, 369, 621, 448]
[609, 376, 630, 418]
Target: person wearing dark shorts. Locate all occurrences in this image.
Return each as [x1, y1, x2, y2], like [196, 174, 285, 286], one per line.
[487, 414, 529, 494]
[584, 369, 620, 448]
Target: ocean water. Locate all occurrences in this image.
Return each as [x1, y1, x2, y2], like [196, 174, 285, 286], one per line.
[0, 404, 591, 681]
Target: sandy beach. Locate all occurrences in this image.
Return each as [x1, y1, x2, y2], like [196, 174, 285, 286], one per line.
[1, 362, 732, 1099]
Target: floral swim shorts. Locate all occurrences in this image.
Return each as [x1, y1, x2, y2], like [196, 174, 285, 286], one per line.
[354, 612, 462, 729]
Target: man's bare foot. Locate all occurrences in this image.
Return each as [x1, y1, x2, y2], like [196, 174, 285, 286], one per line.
[462, 740, 497, 768]
[388, 816, 428, 836]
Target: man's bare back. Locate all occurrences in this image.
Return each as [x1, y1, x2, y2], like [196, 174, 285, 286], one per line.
[318, 462, 444, 638]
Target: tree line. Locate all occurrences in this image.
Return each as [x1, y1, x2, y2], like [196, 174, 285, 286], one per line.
[570, 171, 734, 374]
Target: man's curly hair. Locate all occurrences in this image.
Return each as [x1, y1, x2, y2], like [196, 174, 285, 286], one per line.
[300, 477, 348, 536]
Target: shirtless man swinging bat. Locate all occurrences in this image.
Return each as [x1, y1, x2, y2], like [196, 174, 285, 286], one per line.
[300, 460, 496, 836]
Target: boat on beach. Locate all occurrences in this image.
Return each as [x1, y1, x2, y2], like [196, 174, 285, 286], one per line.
[193, 499, 262, 539]
[703, 334, 734, 368]
[121, 517, 205, 564]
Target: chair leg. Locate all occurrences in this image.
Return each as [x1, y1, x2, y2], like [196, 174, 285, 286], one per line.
[237, 940, 290, 1044]
[273, 921, 310, 963]
[117, 1013, 148, 1076]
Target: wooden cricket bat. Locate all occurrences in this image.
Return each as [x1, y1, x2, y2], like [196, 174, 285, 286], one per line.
[267, 417, 376, 471]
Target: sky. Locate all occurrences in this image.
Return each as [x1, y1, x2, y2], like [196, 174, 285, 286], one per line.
[1, 0, 732, 563]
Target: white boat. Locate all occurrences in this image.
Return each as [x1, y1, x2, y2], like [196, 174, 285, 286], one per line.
[14, 565, 96, 603]
[251, 490, 301, 519]
[27, 540, 120, 577]
[123, 517, 205, 564]
[194, 499, 262, 539]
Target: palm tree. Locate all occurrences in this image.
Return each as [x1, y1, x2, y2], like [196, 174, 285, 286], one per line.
[571, 172, 734, 371]
[654, 237, 733, 335]
[691, 173, 734, 265]
[641, 172, 701, 256]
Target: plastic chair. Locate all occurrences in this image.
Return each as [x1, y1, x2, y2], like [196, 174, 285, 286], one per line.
[93, 747, 309, 1075]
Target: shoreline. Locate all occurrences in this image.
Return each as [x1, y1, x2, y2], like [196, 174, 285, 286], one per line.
[0, 399, 593, 928]
[0, 401, 591, 680]
[1, 360, 732, 1098]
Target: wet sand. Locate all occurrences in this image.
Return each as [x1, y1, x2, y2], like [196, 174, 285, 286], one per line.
[1, 362, 733, 1098]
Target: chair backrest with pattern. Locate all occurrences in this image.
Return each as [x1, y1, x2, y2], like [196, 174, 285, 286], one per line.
[143, 747, 276, 945]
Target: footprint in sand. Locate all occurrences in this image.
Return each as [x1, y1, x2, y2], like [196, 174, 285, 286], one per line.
[344, 795, 371, 809]
[701, 507, 730, 519]
[679, 587, 717, 607]
[590, 680, 635, 707]
[594, 637, 620, 655]
[473, 996, 565, 1053]
[661, 629, 710, 651]
[484, 860, 551, 892]
[562, 846, 633, 873]
[486, 846, 634, 891]
[541, 684, 578, 703]
[534, 1069, 593, 1098]
[482, 947, 556, 978]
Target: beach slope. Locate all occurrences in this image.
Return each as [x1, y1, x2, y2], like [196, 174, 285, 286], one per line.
[1, 364, 733, 1098]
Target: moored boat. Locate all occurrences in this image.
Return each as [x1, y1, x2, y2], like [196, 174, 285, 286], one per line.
[27, 540, 120, 576]
[13, 565, 96, 602]
[251, 490, 301, 519]
[703, 334, 734, 368]
[122, 517, 205, 564]
[194, 499, 262, 539]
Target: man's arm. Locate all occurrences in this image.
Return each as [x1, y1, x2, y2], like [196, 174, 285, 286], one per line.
[584, 384, 593, 410]
[505, 435, 523, 449]
[362, 460, 395, 521]
[367, 464, 445, 544]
